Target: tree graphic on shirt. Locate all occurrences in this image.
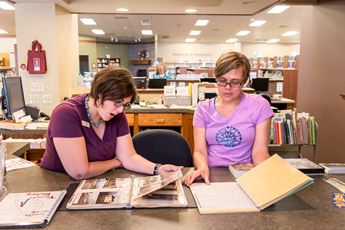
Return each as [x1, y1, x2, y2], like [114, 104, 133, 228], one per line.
[216, 126, 242, 147]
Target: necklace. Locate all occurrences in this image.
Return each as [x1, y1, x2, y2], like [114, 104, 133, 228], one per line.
[85, 95, 104, 128]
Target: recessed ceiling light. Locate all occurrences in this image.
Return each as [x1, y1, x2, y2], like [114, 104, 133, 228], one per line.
[249, 20, 266, 27]
[80, 18, 96, 25]
[282, 31, 298, 36]
[0, 1, 14, 10]
[189, 30, 201, 36]
[91, 29, 105, 35]
[226, 38, 238, 43]
[185, 9, 197, 13]
[236, 30, 250, 36]
[185, 38, 196, 43]
[116, 8, 128, 12]
[0, 29, 8, 34]
[142, 30, 153, 35]
[195, 20, 209, 26]
[266, 39, 280, 43]
[267, 5, 290, 14]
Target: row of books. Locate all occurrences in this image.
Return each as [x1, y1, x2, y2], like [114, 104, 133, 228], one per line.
[270, 110, 318, 145]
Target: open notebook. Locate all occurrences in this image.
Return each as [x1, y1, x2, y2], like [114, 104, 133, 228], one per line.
[190, 154, 314, 214]
[0, 190, 66, 228]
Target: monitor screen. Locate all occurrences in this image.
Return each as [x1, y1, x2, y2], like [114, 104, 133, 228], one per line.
[251, 78, 269, 93]
[1, 76, 26, 119]
[148, 79, 167, 89]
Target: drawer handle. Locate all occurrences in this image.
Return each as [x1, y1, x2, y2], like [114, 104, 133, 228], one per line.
[155, 118, 165, 124]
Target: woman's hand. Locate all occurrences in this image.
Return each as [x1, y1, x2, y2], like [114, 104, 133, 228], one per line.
[183, 167, 210, 186]
[158, 164, 183, 174]
[113, 157, 123, 169]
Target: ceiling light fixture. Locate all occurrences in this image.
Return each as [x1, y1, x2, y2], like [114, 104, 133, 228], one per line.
[267, 5, 289, 14]
[249, 20, 266, 27]
[195, 20, 209, 26]
[185, 9, 197, 13]
[189, 30, 201, 36]
[80, 18, 96, 25]
[116, 8, 128, 12]
[226, 38, 238, 43]
[142, 30, 153, 35]
[236, 30, 250, 36]
[282, 31, 298, 37]
[266, 38, 280, 43]
[0, 1, 14, 10]
[185, 38, 196, 43]
[91, 29, 105, 35]
[0, 28, 8, 34]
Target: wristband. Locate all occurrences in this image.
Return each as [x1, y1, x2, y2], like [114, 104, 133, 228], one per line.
[153, 163, 162, 175]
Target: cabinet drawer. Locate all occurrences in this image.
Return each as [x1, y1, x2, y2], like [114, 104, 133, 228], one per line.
[138, 114, 182, 126]
[126, 114, 134, 126]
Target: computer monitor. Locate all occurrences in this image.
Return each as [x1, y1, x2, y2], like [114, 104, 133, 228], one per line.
[251, 78, 269, 93]
[148, 79, 167, 89]
[133, 77, 147, 89]
[1, 76, 26, 120]
[200, 78, 217, 83]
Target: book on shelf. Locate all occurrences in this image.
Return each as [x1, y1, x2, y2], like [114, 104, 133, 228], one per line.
[0, 190, 66, 228]
[66, 170, 187, 210]
[190, 154, 314, 214]
[228, 163, 254, 179]
[319, 163, 345, 174]
[286, 158, 325, 174]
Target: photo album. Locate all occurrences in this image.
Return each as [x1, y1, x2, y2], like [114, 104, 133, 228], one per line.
[67, 170, 187, 209]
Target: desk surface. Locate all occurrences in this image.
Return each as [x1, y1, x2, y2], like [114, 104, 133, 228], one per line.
[4, 166, 345, 229]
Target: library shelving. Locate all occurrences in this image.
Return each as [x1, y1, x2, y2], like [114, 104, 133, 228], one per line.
[97, 57, 120, 71]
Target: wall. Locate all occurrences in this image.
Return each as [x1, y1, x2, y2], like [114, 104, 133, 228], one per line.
[128, 43, 155, 76]
[79, 36, 97, 72]
[0, 37, 16, 68]
[298, 1, 345, 162]
[157, 42, 241, 63]
[241, 43, 300, 57]
[96, 42, 129, 69]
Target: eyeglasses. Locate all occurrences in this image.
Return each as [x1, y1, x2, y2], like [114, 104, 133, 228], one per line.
[114, 99, 132, 111]
[216, 79, 243, 88]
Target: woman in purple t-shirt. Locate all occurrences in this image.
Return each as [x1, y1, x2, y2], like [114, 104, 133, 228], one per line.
[40, 68, 181, 179]
[184, 51, 274, 186]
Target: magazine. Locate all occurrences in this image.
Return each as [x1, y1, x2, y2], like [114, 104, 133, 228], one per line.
[67, 170, 187, 209]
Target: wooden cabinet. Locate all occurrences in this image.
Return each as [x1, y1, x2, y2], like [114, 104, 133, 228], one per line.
[130, 60, 151, 65]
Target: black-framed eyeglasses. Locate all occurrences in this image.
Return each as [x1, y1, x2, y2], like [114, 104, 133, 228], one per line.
[114, 99, 132, 111]
[216, 79, 243, 88]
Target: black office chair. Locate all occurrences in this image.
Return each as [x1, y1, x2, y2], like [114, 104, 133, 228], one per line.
[132, 129, 193, 167]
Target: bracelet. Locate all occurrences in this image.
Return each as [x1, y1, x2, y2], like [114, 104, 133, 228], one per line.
[153, 163, 162, 175]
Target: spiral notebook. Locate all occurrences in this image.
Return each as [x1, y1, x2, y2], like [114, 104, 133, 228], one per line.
[0, 190, 66, 228]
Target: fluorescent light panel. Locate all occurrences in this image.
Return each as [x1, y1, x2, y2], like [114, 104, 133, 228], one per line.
[142, 30, 153, 35]
[80, 18, 96, 25]
[249, 20, 266, 27]
[0, 29, 8, 34]
[266, 39, 280, 43]
[185, 9, 197, 13]
[195, 20, 209, 26]
[226, 38, 238, 43]
[236, 30, 250, 36]
[282, 31, 298, 37]
[189, 30, 201, 36]
[267, 5, 290, 14]
[116, 8, 128, 12]
[0, 1, 14, 10]
[91, 29, 105, 35]
[185, 38, 196, 43]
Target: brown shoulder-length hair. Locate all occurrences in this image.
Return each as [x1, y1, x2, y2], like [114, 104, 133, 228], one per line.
[214, 51, 251, 84]
[89, 67, 137, 105]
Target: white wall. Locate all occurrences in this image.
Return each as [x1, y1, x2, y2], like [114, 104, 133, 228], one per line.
[241, 43, 300, 57]
[157, 42, 241, 63]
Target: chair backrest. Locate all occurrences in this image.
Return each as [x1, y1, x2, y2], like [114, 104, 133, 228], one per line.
[132, 129, 193, 167]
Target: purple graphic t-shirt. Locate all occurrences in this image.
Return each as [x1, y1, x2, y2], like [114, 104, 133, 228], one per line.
[193, 93, 274, 167]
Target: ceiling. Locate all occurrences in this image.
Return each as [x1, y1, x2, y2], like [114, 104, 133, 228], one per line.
[2, 0, 317, 43]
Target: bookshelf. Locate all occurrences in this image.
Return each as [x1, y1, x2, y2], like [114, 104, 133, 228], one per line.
[97, 57, 120, 71]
